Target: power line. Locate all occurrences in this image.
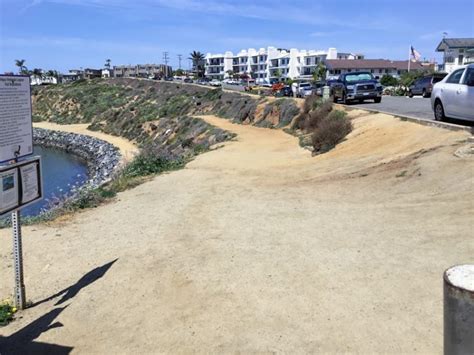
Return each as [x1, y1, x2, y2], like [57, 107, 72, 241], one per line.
[177, 54, 182, 70]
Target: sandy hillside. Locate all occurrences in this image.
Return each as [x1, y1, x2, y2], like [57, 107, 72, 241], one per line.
[1, 111, 473, 353]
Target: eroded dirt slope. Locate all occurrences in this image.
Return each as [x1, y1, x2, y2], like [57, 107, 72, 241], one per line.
[0, 111, 472, 353]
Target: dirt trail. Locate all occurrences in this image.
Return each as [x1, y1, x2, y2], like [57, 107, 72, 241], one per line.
[1, 112, 473, 353]
[34, 122, 139, 161]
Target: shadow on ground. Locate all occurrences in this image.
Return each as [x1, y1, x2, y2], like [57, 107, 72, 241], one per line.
[0, 307, 72, 354]
[32, 258, 118, 307]
[0, 259, 118, 354]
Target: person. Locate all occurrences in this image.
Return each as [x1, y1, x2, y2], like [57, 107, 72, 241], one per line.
[291, 82, 298, 98]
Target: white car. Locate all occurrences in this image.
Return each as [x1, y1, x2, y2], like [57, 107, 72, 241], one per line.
[297, 82, 313, 97]
[431, 64, 474, 121]
[209, 80, 222, 87]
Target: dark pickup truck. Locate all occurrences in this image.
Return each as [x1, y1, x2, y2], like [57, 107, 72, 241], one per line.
[332, 71, 383, 104]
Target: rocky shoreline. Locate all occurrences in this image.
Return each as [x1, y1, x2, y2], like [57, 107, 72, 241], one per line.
[33, 127, 122, 187]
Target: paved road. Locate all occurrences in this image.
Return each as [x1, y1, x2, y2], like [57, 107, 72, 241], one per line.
[348, 95, 474, 127]
[354, 96, 432, 119]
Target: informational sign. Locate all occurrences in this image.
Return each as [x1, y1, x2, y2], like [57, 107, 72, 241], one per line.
[0, 75, 33, 163]
[0, 157, 42, 216]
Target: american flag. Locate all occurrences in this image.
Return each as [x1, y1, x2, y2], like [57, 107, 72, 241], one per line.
[411, 46, 421, 61]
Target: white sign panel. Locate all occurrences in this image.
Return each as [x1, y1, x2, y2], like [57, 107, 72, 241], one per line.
[0, 75, 33, 163]
[0, 157, 42, 216]
[0, 168, 19, 215]
[20, 162, 39, 204]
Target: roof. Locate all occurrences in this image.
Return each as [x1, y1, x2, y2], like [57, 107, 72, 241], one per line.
[325, 59, 425, 71]
[436, 38, 474, 51]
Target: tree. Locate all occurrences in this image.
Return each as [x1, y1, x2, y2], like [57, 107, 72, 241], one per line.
[173, 68, 184, 76]
[189, 51, 205, 78]
[15, 59, 28, 74]
[312, 62, 327, 82]
[104, 59, 111, 69]
[225, 70, 234, 79]
[380, 74, 399, 87]
[399, 71, 425, 88]
[273, 69, 282, 81]
[32, 68, 43, 79]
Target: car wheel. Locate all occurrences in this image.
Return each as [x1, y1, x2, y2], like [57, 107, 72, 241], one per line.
[342, 92, 350, 105]
[422, 89, 428, 98]
[374, 97, 382, 103]
[408, 90, 414, 98]
[332, 94, 338, 103]
[358, 99, 364, 104]
[434, 100, 445, 121]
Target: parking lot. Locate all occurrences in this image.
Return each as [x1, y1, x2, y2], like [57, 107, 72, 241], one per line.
[348, 96, 474, 127]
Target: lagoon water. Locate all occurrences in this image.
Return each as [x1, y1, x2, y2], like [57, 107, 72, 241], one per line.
[21, 146, 89, 217]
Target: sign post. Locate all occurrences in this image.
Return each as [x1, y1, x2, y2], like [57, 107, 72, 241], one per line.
[0, 75, 39, 310]
[12, 209, 25, 309]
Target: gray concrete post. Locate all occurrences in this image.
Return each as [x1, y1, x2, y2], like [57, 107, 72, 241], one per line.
[444, 264, 474, 355]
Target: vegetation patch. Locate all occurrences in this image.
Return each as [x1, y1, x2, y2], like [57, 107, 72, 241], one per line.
[291, 95, 353, 154]
[0, 301, 17, 326]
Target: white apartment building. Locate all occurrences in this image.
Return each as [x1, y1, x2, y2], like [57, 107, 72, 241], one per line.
[436, 38, 474, 73]
[205, 47, 353, 83]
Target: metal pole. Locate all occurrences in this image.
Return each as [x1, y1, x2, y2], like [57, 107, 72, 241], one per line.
[444, 264, 474, 355]
[12, 209, 26, 310]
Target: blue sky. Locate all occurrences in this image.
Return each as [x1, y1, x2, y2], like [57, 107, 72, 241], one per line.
[1, 0, 473, 73]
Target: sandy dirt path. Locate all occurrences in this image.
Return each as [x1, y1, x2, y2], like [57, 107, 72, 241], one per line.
[33, 122, 139, 162]
[1, 112, 473, 353]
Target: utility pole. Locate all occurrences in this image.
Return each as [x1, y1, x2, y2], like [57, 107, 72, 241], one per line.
[177, 54, 182, 70]
[163, 52, 170, 77]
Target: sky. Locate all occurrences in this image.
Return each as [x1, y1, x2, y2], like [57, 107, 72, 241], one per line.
[1, 0, 473, 73]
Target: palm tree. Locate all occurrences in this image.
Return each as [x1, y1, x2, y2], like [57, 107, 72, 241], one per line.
[104, 59, 111, 69]
[15, 59, 27, 74]
[189, 51, 205, 78]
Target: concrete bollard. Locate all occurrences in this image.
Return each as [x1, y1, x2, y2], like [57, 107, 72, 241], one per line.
[444, 264, 474, 354]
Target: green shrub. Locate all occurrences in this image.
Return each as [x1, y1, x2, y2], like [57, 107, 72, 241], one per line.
[0, 301, 17, 326]
[303, 101, 333, 131]
[123, 150, 185, 178]
[311, 110, 352, 153]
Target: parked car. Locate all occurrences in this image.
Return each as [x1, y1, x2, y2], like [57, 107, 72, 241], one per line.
[297, 82, 313, 97]
[408, 73, 447, 98]
[260, 82, 272, 88]
[209, 80, 222, 87]
[312, 81, 326, 96]
[431, 64, 474, 121]
[196, 78, 210, 85]
[183, 77, 193, 83]
[164, 77, 173, 81]
[274, 85, 293, 97]
[332, 71, 383, 104]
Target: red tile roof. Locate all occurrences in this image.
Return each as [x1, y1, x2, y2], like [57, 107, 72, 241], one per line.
[326, 59, 425, 71]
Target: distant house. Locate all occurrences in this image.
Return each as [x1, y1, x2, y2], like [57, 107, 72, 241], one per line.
[30, 76, 57, 85]
[102, 68, 113, 78]
[436, 38, 474, 73]
[325, 59, 429, 79]
[113, 64, 173, 78]
[59, 70, 83, 83]
[84, 68, 102, 79]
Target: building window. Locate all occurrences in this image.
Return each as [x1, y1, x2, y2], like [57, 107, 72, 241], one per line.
[446, 56, 454, 63]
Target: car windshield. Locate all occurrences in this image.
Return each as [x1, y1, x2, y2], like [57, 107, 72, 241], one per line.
[345, 73, 373, 82]
[299, 83, 311, 87]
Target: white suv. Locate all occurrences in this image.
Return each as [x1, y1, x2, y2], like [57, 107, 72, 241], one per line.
[431, 64, 474, 121]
